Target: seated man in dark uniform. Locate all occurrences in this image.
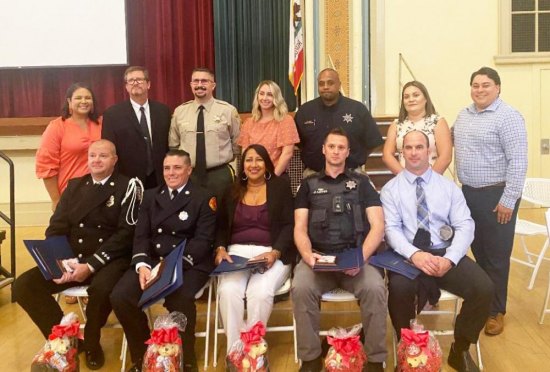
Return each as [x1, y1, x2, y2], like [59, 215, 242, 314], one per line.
[292, 128, 387, 372]
[110, 149, 216, 372]
[14, 139, 134, 370]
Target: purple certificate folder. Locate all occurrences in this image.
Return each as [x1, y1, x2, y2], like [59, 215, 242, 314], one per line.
[369, 249, 421, 280]
[24, 236, 75, 280]
[210, 255, 268, 276]
[313, 247, 364, 272]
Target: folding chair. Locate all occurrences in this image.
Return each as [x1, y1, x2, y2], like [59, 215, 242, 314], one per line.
[511, 178, 550, 289]
[539, 210, 550, 324]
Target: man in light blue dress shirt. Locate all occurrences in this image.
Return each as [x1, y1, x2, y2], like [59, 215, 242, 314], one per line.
[453, 67, 527, 336]
[381, 130, 493, 372]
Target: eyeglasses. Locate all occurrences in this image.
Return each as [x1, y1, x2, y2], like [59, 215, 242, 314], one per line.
[126, 78, 147, 85]
[191, 79, 212, 85]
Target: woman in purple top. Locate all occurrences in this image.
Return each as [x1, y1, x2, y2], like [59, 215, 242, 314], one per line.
[214, 144, 296, 351]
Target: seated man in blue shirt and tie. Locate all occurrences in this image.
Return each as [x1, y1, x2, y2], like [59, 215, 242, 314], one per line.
[380, 130, 493, 372]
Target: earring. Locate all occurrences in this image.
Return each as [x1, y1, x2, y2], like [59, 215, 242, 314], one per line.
[241, 174, 248, 181]
[264, 172, 272, 180]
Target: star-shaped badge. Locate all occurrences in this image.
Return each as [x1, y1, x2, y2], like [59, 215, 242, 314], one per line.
[343, 113, 354, 123]
[345, 180, 357, 190]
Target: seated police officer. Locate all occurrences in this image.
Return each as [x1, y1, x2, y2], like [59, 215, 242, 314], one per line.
[14, 139, 134, 370]
[110, 149, 216, 372]
[380, 130, 494, 372]
[292, 127, 387, 372]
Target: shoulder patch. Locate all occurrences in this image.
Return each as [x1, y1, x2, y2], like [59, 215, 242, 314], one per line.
[208, 197, 217, 212]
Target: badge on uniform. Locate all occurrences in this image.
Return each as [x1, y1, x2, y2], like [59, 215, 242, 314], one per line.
[214, 115, 222, 124]
[179, 211, 189, 221]
[209, 197, 217, 212]
[343, 113, 354, 123]
[345, 180, 357, 190]
[106, 195, 115, 207]
[313, 187, 328, 195]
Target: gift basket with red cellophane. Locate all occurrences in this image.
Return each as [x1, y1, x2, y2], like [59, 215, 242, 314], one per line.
[142, 311, 187, 372]
[396, 320, 442, 371]
[31, 312, 82, 372]
[226, 321, 269, 371]
[324, 324, 367, 372]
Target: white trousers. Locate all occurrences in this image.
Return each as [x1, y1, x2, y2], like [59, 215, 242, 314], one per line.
[218, 244, 291, 352]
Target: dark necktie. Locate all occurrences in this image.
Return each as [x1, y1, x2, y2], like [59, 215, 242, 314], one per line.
[195, 105, 206, 178]
[139, 106, 154, 176]
[416, 177, 430, 231]
[171, 189, 178, 200]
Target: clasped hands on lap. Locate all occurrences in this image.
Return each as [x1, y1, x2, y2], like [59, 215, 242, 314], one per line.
[410, 251, 452, 277]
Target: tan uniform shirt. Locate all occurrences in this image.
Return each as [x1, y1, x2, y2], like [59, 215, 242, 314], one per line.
[169, 98, 241, 168]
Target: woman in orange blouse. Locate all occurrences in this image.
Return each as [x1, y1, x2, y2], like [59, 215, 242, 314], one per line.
[36, 82, 102, 211]
[238, 80, 299, 176]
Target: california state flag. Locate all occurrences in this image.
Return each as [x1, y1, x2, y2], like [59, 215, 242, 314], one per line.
[289, 0, 304, 96]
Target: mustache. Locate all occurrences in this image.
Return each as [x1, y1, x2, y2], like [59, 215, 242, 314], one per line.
[194, 86, 207, 92]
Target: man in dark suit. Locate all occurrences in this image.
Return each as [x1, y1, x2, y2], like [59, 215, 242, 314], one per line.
[111, 150, 216, 372]
[13, 139, 134, 370]
[102, 66, 171, 189]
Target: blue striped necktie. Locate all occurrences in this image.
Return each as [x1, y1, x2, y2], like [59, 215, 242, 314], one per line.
[416, 177, 430, 231]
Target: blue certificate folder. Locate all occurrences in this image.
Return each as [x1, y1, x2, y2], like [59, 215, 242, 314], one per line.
[210, 255, 268, 276]
[369, 249, 421, 280]
[24, 236, 75, 280]
[138, 240, 186, 309]
[313, 247, 364, 272]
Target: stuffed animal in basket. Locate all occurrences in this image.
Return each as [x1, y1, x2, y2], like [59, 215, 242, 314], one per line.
[31, 313, 81, 372]
[397, 327, 442, 372]
[226, 321, 269, 372]
[142, 312, 186, 372]
[324, 324, 366, 372]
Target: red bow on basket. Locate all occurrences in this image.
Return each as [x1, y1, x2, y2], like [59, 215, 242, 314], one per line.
[327, 334, 365, 368]
[145, 327, 182, 345]
[400, 329, 429, 347]
[48, 322, 80, 340]
[240, 321, 266, 353]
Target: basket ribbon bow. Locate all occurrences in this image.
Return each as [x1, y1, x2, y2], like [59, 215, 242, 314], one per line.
[145, 327, 182, 345]
[240, 321, 266, 353]
[401, 329, 429, 347]
[327, 334, 364, 368]
[48, 322, 80, 340]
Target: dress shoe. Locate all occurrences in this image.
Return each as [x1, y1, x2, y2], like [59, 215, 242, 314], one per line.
[365, 361, 385, 372]
[127, 362, 142, 372]
[183, 355, 198, 372]
[447, 342, 480, 372]
[299, 356, 323, 372]
[85, 347, 105, 370]
[484, 313, 504, 335]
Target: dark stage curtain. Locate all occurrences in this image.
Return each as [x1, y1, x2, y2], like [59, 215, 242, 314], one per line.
[0, 0, 215, 118]
[213, 0, 297, 113]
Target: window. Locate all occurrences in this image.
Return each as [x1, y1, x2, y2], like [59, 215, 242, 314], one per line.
[497, 0, 550, 63]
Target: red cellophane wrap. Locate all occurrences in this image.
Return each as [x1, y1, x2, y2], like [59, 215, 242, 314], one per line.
[324, 324, 367, 372]
[31, 312, 82, 372]
[142, 311, 187, 372]
[226, 321, 269, 372]
[396, 321, 442, 372]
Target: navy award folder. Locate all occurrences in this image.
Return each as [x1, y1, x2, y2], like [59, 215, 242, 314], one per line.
[210, 255, 268, 276]
[369, 249, 421, 280]
[138, 240, 186, 309]
[313, 247, 364, 272]
[24, 236, 75, 280]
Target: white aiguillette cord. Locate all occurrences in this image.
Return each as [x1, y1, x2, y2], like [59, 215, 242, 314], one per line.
[122, 177, 144, 225]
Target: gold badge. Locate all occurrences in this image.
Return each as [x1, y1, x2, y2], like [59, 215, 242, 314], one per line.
[209, 197, 217, 212]
[106, 195, 115, 207]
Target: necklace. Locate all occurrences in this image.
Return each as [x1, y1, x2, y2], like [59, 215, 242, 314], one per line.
[245, 183, 266, 205]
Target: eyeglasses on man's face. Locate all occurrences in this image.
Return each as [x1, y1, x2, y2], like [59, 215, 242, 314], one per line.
[191, 78, 212, 85]
[126, 78, 147, 85]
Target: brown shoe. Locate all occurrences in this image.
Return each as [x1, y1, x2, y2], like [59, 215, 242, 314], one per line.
[484, 313, 504, 335]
